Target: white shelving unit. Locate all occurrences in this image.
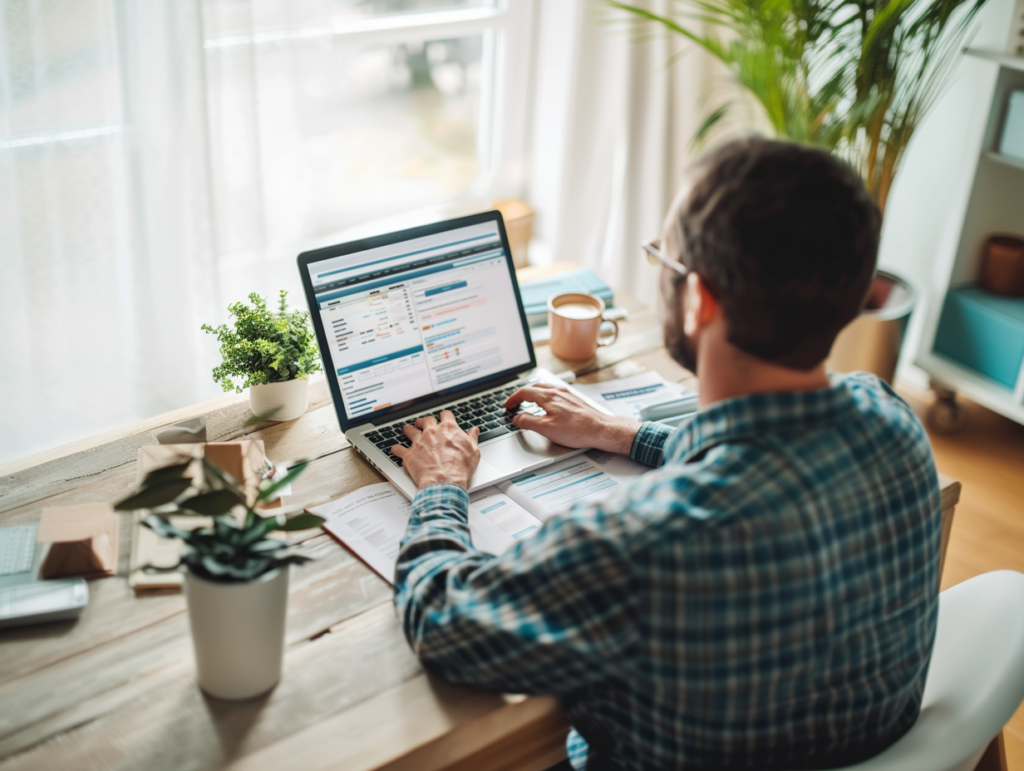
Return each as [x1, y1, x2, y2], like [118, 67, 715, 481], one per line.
[914, 48, 1024, 426]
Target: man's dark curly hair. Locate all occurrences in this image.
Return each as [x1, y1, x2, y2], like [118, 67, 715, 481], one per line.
[663, 137, 881, 370]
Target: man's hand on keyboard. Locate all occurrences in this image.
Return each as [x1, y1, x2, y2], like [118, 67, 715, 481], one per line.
[505, 384, 641, 456]
[392, 411, 481, 490]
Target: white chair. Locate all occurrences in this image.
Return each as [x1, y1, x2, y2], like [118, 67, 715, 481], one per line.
[840, 570, 1024, 771]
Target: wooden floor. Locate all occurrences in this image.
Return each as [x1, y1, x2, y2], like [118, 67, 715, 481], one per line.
[899, 385, 1024, 770]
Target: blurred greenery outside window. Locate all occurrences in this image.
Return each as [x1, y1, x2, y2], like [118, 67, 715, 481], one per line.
[3, 0, 512, 263]
[204, 0, 506, 261]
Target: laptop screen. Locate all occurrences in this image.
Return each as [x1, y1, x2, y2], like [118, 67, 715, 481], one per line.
[302, 215, 533, 427]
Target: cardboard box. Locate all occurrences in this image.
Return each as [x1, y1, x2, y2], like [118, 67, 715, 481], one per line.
[38, 503, 118, 579]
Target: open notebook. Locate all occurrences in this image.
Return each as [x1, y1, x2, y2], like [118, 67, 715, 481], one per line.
[311, 450, 648, 585]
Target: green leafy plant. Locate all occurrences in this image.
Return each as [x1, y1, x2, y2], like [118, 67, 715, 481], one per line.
[115, 456, 325, 582]
[202, 291, 321, 393]
[605, 0, 986, 214]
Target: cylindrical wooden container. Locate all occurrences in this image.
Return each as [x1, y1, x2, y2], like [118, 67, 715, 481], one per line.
[980, 235, 1024, 297]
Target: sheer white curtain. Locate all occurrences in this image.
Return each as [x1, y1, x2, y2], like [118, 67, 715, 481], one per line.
[1, 0, 703, 463]
[0, 0, 219, 464]
[1, 0, 525, 464]
[528, 0, 725, 307]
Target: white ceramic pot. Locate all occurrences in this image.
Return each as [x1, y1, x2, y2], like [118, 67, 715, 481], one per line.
[183, 567, 289, 700]
[249, 378, 308, 422]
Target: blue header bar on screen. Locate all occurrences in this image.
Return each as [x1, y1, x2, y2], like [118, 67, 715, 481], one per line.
[317, 251, 503, 308]
[336, 345, 424, 377]
[316, 235, 495, 279]
[424, 281, 468, 297]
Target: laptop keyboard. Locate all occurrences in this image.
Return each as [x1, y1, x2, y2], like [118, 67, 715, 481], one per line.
[363, 382, 546, 467]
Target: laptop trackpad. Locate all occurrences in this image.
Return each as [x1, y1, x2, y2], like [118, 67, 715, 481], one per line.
[480, 431, 572, 470]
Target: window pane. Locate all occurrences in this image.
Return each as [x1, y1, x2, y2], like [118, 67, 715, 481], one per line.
[205, 31, 485, 255]
[334, 0, 497, 20]
[1, 0, 122, 136]
[202, 0, 497, 39]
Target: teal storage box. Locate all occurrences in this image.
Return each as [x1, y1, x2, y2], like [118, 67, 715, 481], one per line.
[934, 286, 1024, 388]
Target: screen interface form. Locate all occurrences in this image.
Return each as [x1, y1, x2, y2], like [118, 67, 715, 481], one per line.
[308, 222, 531, 422]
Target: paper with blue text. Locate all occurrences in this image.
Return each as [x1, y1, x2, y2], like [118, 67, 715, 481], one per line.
[313, 450, 648, 583]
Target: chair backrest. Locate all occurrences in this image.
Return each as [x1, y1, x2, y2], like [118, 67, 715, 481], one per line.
[839, 570, 1024, 771]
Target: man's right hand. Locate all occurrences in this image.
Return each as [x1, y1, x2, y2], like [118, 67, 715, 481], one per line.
[505, 383, 641, 456]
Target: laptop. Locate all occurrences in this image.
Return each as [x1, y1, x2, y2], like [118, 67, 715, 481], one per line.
[0, 525, 88, 629]
[297, 211, 605, 499]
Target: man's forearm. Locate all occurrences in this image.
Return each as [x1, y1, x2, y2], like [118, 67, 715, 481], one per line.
[592, 415, 644, 455]
[395, 484, 484, 610]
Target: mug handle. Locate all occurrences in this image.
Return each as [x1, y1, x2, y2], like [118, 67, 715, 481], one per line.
[597, 318, 619, 347]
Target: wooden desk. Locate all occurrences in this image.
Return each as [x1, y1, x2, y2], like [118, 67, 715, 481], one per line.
[0, 266, 961, 771]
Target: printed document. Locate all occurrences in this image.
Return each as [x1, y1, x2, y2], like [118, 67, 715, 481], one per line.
[311, 484, 411, 581]
[312, 483, 546, 583]
[313, 451, 650, 583]
[574, 371, 696, 421]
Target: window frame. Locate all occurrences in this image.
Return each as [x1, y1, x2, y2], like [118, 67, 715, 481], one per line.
[201, 0, 538, 263]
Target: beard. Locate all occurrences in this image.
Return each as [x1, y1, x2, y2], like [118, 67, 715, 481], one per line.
[662, 280, 698, 374]
[664, 309, 698, 375]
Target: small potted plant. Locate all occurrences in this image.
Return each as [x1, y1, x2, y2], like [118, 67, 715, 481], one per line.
[115, 456, 324, 700]
[202, 291, 321, 421]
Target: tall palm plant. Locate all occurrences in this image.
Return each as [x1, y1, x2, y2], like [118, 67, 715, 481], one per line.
[605, 0, 987, 214]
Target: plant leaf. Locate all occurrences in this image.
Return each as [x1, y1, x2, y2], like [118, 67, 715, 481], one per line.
[256, 461, 308, 502]
[115, 478, 192, 511]
[200, 456, 243, 490]
[180, 489, 245, 515]
[270, 553, 313, 569]
[212, 514, 239, 545]
[141, 514, 193, 541]
[244, 407, 282, 426]
[143, 461, 194, 486]
[239, 515, 281, 546]
[249, 538, 287, 553]
[201, 555, 232, 577]
[273, 513, 325, 532]
[693, 101, 733, 148]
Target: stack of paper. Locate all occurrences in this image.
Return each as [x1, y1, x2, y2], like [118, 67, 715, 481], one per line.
[312, 450, 649, 585]
[574, 371, 698, 423]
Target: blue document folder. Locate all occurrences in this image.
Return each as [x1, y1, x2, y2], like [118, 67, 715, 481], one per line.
[520, 268, 614, 325]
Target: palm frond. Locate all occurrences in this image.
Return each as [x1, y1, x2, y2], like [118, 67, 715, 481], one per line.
[603, 0, 986, 214]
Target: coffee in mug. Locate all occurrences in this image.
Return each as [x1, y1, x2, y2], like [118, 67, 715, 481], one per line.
[548, 292, 618, 360]
[553, 303, 601, 320]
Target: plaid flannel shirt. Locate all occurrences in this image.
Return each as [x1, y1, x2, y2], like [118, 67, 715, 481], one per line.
[394, 373, 942, 771]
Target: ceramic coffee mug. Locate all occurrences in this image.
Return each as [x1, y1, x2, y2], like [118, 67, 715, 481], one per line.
[548, 292, 619, 360]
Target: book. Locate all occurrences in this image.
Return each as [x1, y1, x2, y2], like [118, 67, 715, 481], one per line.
[519, 268, 614, 326]
[311, 450, 648, 585]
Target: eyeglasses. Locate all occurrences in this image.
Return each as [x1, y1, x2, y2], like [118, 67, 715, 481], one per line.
[642, 239, 689, 279]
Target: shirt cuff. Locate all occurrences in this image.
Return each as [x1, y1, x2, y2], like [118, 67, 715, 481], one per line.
[629, 421, 673, 467]
[411, 483, 470, 523]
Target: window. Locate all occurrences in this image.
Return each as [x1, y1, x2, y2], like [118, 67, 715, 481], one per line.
[0, 0, 536, 464]
[202, 0, 535, 272]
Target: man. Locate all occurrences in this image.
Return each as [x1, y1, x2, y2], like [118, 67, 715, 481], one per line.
[391, 137, 941, 771]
